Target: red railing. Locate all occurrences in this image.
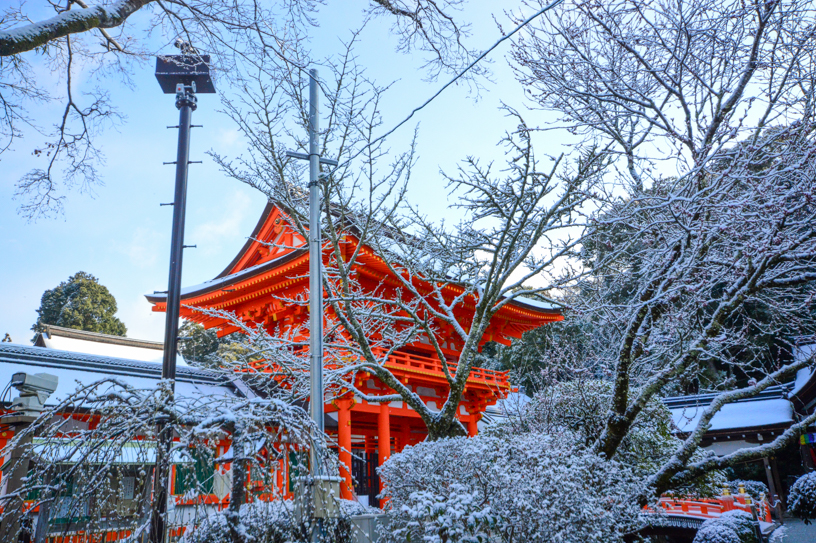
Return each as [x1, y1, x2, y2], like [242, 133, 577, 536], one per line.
[373, 347, 511, 389]
[652, 495, 772, 523]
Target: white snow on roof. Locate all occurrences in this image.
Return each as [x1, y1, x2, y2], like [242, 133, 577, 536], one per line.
[0, 345, 236, 407]
[149, 249, 307, 299]
[791, 343, 816, 395]
[41, 335, 188, 367]
[793, 367, 813, 396]
[670, 398, 794, 433]
[507, 294, 560, 311]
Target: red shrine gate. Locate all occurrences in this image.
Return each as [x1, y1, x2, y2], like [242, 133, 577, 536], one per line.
[147, 201, 561, 503]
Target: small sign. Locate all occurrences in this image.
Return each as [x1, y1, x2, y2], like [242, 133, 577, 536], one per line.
[122, 477, 135, 500]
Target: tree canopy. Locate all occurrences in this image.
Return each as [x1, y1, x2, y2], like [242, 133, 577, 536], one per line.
[32, 271, 127, 337]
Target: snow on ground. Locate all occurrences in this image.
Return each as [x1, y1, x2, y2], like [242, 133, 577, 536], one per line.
[772, 518, 816, 543]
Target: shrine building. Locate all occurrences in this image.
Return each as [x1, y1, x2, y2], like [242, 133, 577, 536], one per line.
[146, 200, 562, 505]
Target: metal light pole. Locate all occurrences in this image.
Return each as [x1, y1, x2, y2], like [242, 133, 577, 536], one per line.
[286, 69, 338, 454]
[307, 68, 325, 468]
[286, 69, 340, 535]
[151, 52, 215, 543]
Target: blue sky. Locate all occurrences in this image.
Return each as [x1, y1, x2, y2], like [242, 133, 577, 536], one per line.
[0, 1, 563, 344]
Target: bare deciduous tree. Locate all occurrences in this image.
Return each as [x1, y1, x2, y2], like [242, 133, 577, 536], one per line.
[0, 0, 478, 219]
[0, 376, 330, 543]
[511, 0, 816, 496]
[205, 30, 605, 439]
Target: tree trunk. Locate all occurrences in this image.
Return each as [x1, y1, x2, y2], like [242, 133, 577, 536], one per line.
[228, 425, 247, 543]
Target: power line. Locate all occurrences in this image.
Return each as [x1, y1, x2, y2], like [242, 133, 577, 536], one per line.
[325, 0, 566, 177]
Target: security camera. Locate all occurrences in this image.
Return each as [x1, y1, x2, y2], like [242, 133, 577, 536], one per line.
[11, 372, 58, 395]
[10, 372, 58, 416]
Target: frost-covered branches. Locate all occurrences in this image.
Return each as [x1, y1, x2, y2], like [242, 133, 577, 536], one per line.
[211, 36, 604, 438]
[508, 0, 816, 495]
[1, 0, 479, 220]
[0, 377, 324, 543]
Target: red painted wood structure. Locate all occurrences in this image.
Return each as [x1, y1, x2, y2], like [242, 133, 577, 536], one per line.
[146, 201, 562, 502]
[638, 488, 775, 541]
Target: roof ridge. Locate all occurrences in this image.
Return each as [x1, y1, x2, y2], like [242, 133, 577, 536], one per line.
[38, 325, 164, 350]
[0, 343, 224, 385]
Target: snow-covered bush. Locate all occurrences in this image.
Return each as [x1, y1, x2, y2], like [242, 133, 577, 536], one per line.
[788, 472, 816, 524]
[693, 510, 758, 543]
[180, 499, 352, 543]
[379, 431, 643, 543]
[489, 379, 726, 496]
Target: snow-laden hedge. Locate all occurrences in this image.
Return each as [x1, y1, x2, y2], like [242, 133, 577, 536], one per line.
[496, 380, 726, 496]
[180, 499, 353, 543]
[693, 510, 759, 543]
[379, 431, 643, 543]
[788, 472, 816, 524]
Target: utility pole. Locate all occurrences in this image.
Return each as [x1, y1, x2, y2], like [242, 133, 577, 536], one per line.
[286, 69, 338, 448]
[286, 68, 340, 538]
[151, 52, 215, 543]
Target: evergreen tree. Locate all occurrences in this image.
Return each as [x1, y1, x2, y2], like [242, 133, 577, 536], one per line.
[178, 321, 221, 364]
[32, 272, 127, 337]
[178, 321, 249, 368]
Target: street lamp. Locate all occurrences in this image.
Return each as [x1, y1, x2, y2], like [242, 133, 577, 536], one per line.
[150, 50, 215, 543]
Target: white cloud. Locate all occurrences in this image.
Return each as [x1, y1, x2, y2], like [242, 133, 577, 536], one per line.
[119, 293, 166, 342]
[191, 191, 252, 256]
[123, 227, 165, 269]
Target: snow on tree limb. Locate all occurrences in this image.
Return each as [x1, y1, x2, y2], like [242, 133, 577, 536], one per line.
[0, 1, 152, 57]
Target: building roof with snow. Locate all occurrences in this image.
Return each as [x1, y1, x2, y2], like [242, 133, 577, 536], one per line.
[33, 324, 189, 367]
[0, 342, 249, 407]
[662, 343, 816, 456]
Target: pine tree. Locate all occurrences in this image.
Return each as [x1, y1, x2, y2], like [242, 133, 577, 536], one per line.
[32, 272, 127, 337]
[178, 321, 221, 364]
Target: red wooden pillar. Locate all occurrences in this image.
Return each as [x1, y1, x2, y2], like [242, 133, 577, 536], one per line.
[400, 423, 411, 452]
[378, 404, 391, 493]
[467, 414, 480, 437]
[337, 399, 354, 500]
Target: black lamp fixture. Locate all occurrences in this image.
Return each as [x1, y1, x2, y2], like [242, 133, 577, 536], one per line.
[149, 41, 215, 543]
[155, 53, 216, 94]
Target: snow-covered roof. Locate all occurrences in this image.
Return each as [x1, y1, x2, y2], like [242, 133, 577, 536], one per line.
[39, 335, 190, 368]
[480, 392, 532, 427]
[0, 343, 245, 407]
[669, 398, 795, 434]
[145, 248, 306, 302]
[791, 343, 816, 398]
[503, 294, 561, 312]
[793, 367, 813, 396]
[34, 324, 189, 367]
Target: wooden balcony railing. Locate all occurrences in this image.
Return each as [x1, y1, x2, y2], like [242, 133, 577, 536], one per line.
[372, 348, 511, 389]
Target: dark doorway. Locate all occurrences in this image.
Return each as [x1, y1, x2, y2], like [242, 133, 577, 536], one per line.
[351, 448, 379, 507]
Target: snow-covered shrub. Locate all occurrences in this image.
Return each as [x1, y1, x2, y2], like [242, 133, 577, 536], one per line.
[693, 510, 758, 543]
[180, 499, 352, 543]
[788, 472, 816, 524]
[379, 431, 643, 543]
[489, 379, 726, 496]
[338, 499, 383, 517]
